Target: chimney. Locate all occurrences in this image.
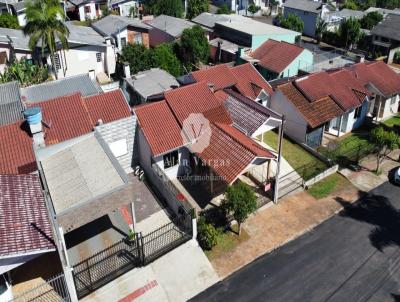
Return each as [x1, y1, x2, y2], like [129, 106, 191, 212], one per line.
[105, 37, 111, 45]
[23, 107, 45, 148]
[207, 82, 215, 92]
[123, 62, 131, 78]
[97, 119, 103, 126]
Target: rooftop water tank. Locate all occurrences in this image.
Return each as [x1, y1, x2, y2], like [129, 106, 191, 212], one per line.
[23, 107, 42, 125]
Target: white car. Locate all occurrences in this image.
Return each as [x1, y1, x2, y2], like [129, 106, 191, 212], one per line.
[0, 274, 12, 302]
[395, 167, 400, 184]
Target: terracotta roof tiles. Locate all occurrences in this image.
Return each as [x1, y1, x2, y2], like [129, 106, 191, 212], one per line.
[191, 64, 237, 91]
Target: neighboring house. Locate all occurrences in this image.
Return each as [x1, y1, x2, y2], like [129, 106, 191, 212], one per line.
[209, 37, 250, 63]
[0, 174, 55, 290]
[20, 74, 101, 103]
[214, 16, 301, 49]
[0, 89, 131, 174]
[270, 68, 370, 147]
[283, 0, 331, 37]
[0, 27, 32, 72]
[0, 81, 23, 126]
[146, 14, 195, 47]
[325, 9, 365, 32]
[135, 81, 281, 208]
[66, 0, 106, 21]
[124, 68, 179, 105]
[189, 63, 273, 104]
[348, 61, 400, 121]
[242, 39, 313, 80]
[371, 14, 400, 63]
[91, 14, 151, 51]
[10, 1, 27, 26]
[108, 0, 138, 17]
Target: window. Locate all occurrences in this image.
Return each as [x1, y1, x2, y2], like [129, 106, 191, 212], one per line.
[121, 37, 127, 47]
[354, 106, 362, 119]
[163, 150, 179, 169]
[84, 5, 91, 13]
[53, 53, 61, 70]
[134, 34, 142, 44]
[390, 97, 396, 105]
[96, 52, 102, 62]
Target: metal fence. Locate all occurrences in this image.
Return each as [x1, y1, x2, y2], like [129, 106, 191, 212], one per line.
[11, 273, 71, 302]
[72, 215, 192, 299]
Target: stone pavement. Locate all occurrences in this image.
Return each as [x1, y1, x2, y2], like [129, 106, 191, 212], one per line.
[209, 176, 360, 278]
[82, 240, 219, 302]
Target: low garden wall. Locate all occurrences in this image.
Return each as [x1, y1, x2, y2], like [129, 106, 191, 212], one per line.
[304, 164, 339, 188]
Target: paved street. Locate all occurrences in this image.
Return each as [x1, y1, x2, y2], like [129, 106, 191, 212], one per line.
[191, 182, 400, 302]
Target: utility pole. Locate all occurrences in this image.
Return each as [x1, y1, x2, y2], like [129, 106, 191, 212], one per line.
[273, 115, 285, 204]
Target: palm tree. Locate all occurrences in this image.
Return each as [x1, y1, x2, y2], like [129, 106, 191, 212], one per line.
[315, 18, 327, 44]
[24, 0, 69, 79]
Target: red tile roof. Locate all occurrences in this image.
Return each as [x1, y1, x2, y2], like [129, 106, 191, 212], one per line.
[191, 64, 237, 91]
[294, 70, 365, 111]
[0, 122, 36, 174]
[197, 123, 274, 184]
[230, 63, 273, 99]
[250, 39, 304, 74]
[278, 82, 344, 128]
[0, 174, 54, 257]
[0, 90, 131, 174]
[348, 61, 400, 97]
[165, 81, 232, 125]
[84, 90, 131, 125]
[134, 101, 185, 156]
[29, 93, 93, 145]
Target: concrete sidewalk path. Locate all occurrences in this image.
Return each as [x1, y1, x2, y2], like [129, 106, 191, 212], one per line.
[81, 240, 219, 302]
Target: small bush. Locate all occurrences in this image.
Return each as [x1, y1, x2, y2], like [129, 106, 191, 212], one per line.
[197, 217, 219, 250]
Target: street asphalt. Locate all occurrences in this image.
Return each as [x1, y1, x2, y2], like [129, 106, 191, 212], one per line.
[190, 181, 400, 302]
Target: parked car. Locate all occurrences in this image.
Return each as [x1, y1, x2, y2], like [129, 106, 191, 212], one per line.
[0, 274, 12, 302]
[394, 166, 400, 184]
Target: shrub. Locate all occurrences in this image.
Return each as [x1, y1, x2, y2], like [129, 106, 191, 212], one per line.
[197, 217, 219, 250]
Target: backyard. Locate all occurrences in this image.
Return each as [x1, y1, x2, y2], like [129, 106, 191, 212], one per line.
[382, 114, 400, 128]
[262, 131, 328, 180]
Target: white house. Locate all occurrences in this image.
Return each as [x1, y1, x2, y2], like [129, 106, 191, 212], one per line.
[66, 0, 106, 21]
[0, 27, 32, 72]
[108, 0, 138, 17]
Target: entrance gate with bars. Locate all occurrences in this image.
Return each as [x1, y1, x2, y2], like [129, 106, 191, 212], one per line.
[72, 214, 192, 299]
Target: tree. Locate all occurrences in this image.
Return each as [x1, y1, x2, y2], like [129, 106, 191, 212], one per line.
[119, 43, 153, 75]
[197, 217, 218, 250]
[371, 127, 399, 172]
[187, 0, 209, 19]
[338, 17, 361, 49]
[280, 13, 304, 33]
[0, 59, 49, 86]
[176, 25, 209, 71]
[0, 13, 20, 29]
[216, 3, 231, 14]
[223, 181, 257, 235]
[152, 43, 182, 76]
[24, 0, 69, 80]
[315, 18, 327, 44]
[154, 0, 184, 17]
[360, 11, 383, 29]
[342, 0, 359, 10]
[248, 4, 261, 14]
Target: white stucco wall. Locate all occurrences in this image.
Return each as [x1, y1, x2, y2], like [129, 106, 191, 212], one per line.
[17, 12, 26, 26]
[115, 29, 128, 51]
[78, 3, 101, 21]
[270, 90, 308, 143]
[118, 1, 136, 17]
[382, 94, 400, 119]
[153, 147, 189, 179]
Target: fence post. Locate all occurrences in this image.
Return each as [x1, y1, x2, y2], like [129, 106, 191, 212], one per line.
[138, 232, 145, 265]
[192, 218, 197, 240]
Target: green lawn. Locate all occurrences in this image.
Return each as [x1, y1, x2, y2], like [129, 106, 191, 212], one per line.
[308, 173, 351, 199]
[383, 114, 400, 127]
[262, 131, 328, 180]
[205, 224, 249, 260]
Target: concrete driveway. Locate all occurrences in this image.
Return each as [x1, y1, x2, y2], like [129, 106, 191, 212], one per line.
[190, 182, 400, 302]
[81, 240, 219, 302]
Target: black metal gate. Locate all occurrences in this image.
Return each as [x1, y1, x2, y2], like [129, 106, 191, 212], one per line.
[72, 215, 192, 299]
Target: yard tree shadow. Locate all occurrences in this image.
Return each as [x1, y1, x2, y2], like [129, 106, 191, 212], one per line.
[335, 192, 400, 252]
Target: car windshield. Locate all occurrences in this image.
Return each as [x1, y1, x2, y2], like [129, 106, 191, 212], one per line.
[0, 275, 7, 295]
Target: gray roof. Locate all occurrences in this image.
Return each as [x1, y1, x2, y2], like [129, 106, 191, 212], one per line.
[283, 0, 323, 13]
[0, 28, 30, 51]
[371, 13, 400, 41]
[126, 68, 179, 100]
[92, 15, 150, 37]
[66, 23, 106, 46]
[0, 81, 23, 126]
[37, 132, 129, 215]
[364, 7, 400, 16]
[10, 1, 26, 12]
[192, 12, 247, 29]
[327, 8, 365, 20]
[147, 15, 195, 38]
[209, 38, 248, 54]
[20, 74, 101, 103]
[67, 0, 103, 7]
